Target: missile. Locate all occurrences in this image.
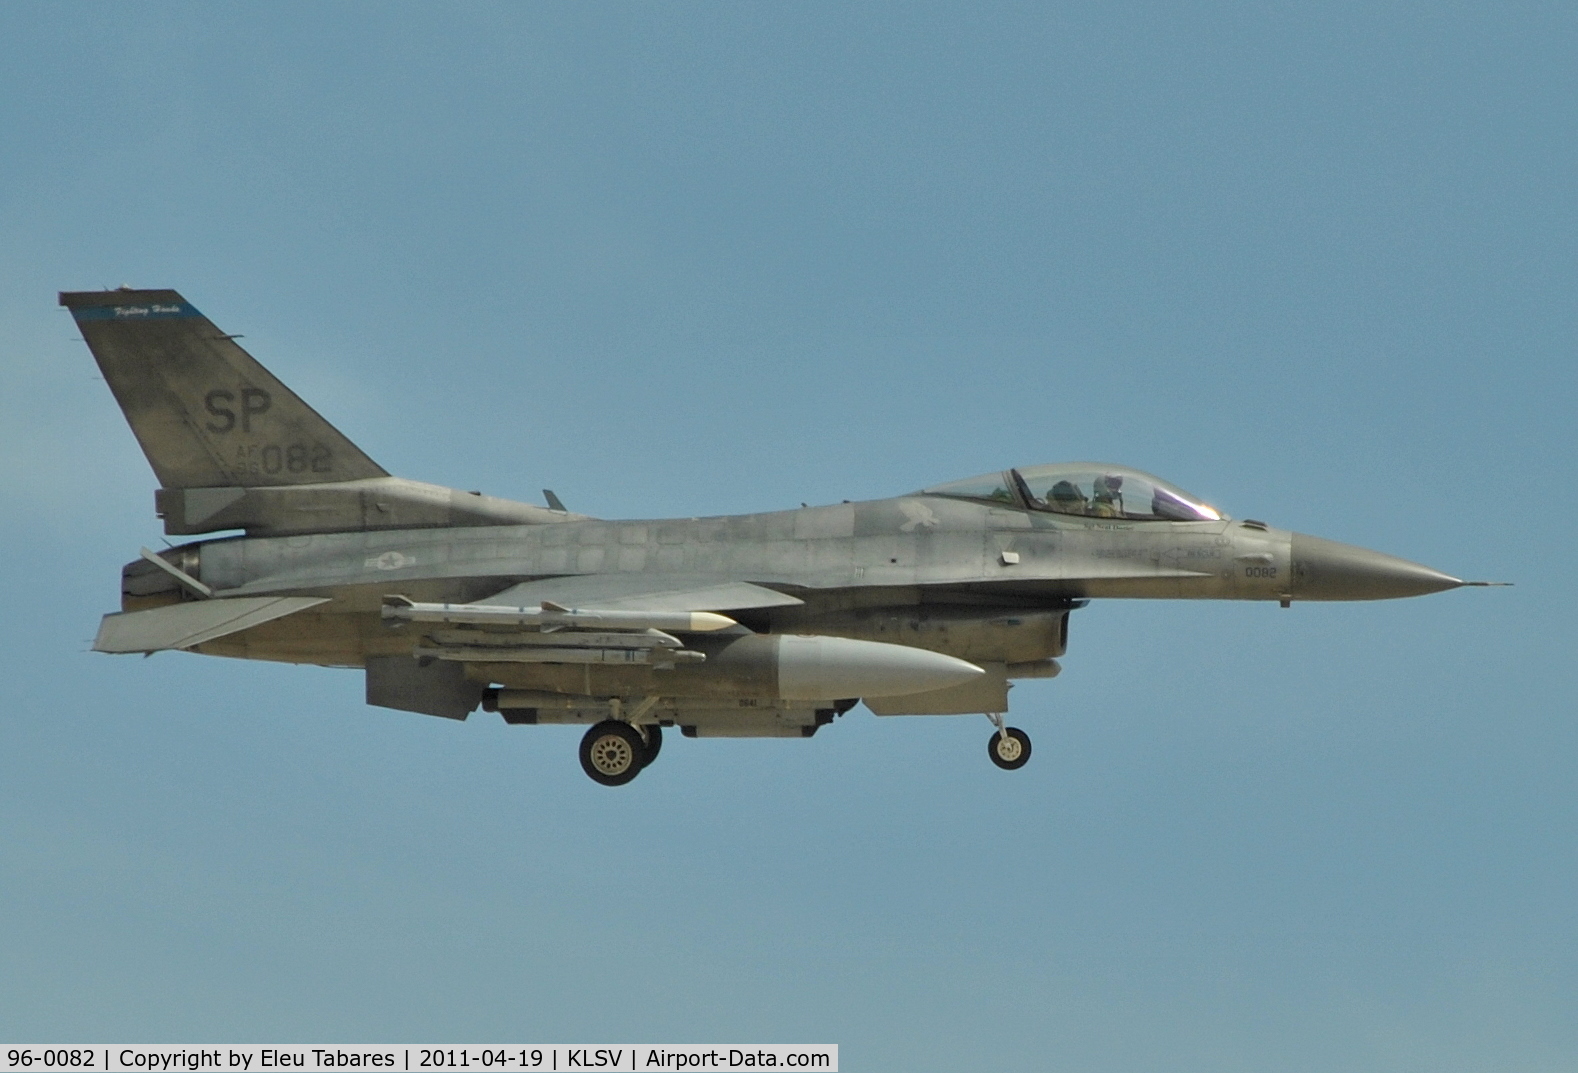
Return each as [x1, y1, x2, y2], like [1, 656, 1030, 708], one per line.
[414, 644, 705, 666]
[382, 595, 737, 632]
[426, 627, 685, 649]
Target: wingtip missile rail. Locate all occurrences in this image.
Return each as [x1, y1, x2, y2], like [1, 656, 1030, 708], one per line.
[381, 595, 739, 633]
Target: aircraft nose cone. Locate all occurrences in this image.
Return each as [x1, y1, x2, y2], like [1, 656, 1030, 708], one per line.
[1290, 533, 1463, 601]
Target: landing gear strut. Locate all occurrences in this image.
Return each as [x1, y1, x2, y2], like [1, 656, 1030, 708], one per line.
[985, 712, 1031, 770]
[639, 723, 663, 767]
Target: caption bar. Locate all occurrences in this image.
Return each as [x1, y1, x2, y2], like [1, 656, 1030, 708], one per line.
[2, 1049, 835, 1073]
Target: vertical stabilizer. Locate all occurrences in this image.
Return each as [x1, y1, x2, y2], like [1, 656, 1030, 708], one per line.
[61, 288, 387, 488]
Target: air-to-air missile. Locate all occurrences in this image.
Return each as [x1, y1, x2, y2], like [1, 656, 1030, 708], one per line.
[381, 596, 741, 633]
[64, 287, 1504, 785]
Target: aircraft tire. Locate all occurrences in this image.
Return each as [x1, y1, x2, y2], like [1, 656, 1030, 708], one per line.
[988, 727, 1031, 770]
[639, 723, 663, 768]
[580, 721, 646, 786]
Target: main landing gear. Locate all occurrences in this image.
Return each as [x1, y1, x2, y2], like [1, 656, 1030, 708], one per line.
[579, 720, 663, 786]
[985, 712, 1031, 771]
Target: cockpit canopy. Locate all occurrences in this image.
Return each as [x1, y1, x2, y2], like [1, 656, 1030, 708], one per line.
[921, 463, 1226, 522]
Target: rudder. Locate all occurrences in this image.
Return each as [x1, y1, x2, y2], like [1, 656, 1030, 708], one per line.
[62, 288, 387, 488]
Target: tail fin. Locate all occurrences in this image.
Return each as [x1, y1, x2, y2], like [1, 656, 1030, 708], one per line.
[62, 288, 386, 488]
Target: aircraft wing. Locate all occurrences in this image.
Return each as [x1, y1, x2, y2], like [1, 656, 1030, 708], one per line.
[482, 576, 804, 612]
[94, 596, 331, 654]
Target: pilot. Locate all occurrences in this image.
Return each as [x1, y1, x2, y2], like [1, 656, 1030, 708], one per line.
[1091, 475, 1124, 518]
[1046, 480, 1088, 516]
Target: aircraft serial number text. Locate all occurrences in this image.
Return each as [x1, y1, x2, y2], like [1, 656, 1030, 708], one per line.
[227, 443, 333, 477]
[7, 1052, 97, 1068]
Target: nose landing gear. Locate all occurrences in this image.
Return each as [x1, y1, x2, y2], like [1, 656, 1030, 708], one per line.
[985, 712, 1031, 770]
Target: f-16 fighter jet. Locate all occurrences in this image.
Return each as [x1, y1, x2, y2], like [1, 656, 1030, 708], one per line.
[65, 288, 1499, 785]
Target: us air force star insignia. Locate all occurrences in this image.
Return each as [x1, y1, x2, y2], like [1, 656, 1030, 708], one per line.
[366, 551, 415, 570]
[898, 499, 939, 532]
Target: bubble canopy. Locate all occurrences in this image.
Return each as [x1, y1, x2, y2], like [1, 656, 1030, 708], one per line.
[921, 464, 1227, 522]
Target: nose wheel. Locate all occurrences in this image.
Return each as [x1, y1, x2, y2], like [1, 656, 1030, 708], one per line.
[985, 713, 1031, 770]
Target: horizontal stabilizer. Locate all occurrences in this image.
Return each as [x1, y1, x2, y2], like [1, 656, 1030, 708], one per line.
[94, 596, 329, 654]
[482, 576, 804, 612]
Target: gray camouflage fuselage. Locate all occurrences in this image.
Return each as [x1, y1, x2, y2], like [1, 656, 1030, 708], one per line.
[69, 286, 1481, 758]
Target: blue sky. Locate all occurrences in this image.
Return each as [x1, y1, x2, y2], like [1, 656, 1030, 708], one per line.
[1, 4, 1573, 1068]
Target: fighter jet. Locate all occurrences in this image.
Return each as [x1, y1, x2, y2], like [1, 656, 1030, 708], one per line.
[65, 287, 1499, 785]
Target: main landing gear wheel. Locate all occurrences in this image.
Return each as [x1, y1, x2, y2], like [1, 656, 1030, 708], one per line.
[639, 723, 663, 767]
[580, 721, 646, 786]
[988, 726, 1032, 770]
